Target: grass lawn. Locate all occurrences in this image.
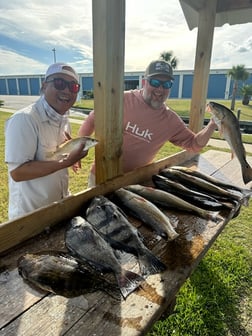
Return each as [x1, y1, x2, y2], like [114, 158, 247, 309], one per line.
[0, 99, 251, 335]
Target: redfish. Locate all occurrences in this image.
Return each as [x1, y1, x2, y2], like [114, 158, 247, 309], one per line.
[207, 101, 252, 184]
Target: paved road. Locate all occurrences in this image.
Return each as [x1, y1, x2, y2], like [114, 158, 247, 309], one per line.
[0, 95, 86, 122]
[0, 95, 40, 110]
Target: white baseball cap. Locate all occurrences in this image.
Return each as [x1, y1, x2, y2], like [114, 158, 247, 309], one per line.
[45, 62, 79, 82]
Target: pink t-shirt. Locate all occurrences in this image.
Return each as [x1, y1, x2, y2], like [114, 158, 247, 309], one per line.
[79, 90, 216, 174]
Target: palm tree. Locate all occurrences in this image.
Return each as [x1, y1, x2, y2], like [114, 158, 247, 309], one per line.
[228, 65, 250, 110]
[239, 84, 252, 105]
[160, 51, 178, 69]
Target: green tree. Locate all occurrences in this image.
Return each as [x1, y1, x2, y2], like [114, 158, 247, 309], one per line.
[228, 65, 250, 110]
[240, 84, 252, 105]
[160, 51, 178, 69]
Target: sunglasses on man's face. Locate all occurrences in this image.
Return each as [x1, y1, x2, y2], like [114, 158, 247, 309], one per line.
[147, 78, 173, 89]
[46, 78, 80, 93]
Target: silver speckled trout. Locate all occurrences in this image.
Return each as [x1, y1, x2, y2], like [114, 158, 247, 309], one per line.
[46, 136, 98, 160]
[114, 188, 179, 241]
[207, 101, 252, 184]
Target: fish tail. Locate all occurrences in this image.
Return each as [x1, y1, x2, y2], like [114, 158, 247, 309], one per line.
[139, 251, 166, 276]
[203, 210, 220, 222]
[103, 282, 122, 301]
[116, 269, 144, 299]
[242, 165, 252, 185]
[168, 229, 179, 241]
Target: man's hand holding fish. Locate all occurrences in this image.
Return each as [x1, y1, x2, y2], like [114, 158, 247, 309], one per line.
[62, 132, 90, 173]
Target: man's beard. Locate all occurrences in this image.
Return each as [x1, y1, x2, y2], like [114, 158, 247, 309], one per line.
[142, 91, 164, 109]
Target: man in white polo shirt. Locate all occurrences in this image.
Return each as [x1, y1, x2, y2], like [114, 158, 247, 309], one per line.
[5, 62, 88, 220]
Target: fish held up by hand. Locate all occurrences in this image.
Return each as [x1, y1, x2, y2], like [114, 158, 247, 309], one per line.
[206, 101, 252, 184]
[45, 136, 98, 160]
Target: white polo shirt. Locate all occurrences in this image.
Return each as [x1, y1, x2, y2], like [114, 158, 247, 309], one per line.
[5, 96, 71, 220]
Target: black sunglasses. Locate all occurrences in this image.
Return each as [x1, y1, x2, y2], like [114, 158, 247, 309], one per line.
[46, 77, 80, 93]
[147, 78, 173, 89]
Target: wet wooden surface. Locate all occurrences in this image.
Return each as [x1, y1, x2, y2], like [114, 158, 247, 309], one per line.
[0, 150, 251, 336]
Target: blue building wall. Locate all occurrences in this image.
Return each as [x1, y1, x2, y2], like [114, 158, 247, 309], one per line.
[82, 77, 93, 91]
[0, 69, 252, 99]
[170, 74, 179, 98]
[7, 79, 18, 95]
[182, 75, 193, 98]
[30, 78, 40, 95]
[18, 78, 28, 95]
[207, 74, 227, 99]
[0, 79, 7, 94]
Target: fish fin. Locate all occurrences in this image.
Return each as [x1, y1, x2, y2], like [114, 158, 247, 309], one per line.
[45, 152, 67, 161]
[206, 211, 220, 222]
[116, 270, 144, 299]
[139, 251, 166, 276]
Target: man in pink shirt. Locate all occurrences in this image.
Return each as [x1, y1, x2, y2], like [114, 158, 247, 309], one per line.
[78, 60, 217, 186]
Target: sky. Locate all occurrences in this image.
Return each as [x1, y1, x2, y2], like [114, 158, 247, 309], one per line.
[0, 0, 252, 76]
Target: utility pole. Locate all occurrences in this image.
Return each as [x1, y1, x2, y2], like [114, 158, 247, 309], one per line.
[52, 48, 56, 63]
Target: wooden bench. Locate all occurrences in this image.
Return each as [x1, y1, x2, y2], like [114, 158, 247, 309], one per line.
[0, 149, 251, 336]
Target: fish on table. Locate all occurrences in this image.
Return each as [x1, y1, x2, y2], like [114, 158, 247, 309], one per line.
[170, 165, 252, 205]
[86, 195, 166, 277]
[113, 188, 179, 241]
[124, 184, 220, 222]
[65, 216, 144, 299]
[170, 166, 252, 197]
[45, 136, 98, 160]
[207, 101, 252, 184]
[160, 167, 245, 205]
[17, 251, 121, 300]
[152, 174, 233, 211]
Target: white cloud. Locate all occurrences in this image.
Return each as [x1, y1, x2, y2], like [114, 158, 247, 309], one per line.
[0, 0, 252, 76]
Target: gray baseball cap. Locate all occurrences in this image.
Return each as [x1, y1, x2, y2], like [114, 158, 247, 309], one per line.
[145, 60, 174, 80]
[45, 62, 79, 82]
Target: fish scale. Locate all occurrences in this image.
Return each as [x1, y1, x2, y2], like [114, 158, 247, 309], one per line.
[114, 188, 179, 241]
[17, 252, 121, 300]
[45, 136, 98, 160]
[65, 216, 144, 299]
[86, 195, 167, 276]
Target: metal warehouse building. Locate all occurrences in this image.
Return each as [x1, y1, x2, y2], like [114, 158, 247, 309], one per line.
[0, 68, 252, 99]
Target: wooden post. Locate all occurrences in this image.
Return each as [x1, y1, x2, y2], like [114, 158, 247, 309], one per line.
[237, 109, 241, 121]
[189, 0, 217, 132]
[92, 0, 125, 184]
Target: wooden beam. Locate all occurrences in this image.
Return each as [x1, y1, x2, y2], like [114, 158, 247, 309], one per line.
[189, 0, 217, 132]
[92, 0, 125, 184]
[217, 0, 252, 13]
[181, 0, 205, 12]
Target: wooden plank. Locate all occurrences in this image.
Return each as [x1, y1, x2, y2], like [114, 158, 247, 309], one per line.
[189, 0, 217, 132]
[92, 0, 125, 184]
[0, 294, 92, 336]
[0, 150, 249, 336]
[0, 150, 194, 254]
[0, 268, 45, 329]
